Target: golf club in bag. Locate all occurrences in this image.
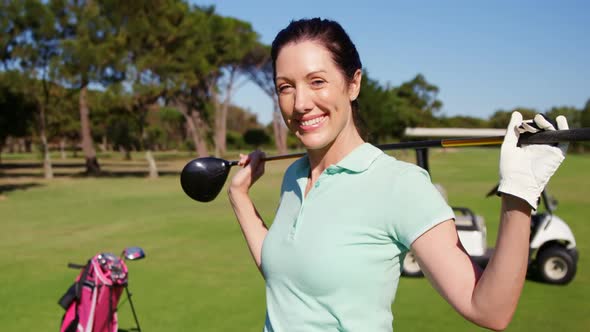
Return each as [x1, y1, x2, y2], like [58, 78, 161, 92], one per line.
[58, 247, 145, 332]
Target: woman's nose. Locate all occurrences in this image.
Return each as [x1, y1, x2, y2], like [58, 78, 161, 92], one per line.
[294, 87, 314, 113]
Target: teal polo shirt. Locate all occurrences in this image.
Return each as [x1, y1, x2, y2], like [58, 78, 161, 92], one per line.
[261, 143, 454, 332]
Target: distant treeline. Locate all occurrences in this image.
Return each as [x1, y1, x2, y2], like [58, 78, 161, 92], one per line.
[1, 0, 588, 178]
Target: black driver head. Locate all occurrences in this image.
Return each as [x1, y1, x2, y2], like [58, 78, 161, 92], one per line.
[180, 157, 233, 202]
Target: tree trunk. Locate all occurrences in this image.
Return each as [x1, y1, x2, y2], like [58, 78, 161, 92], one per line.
[213, 88, 222, 157]
[120, 146, 131, 160]
[60, 138, 67, 159]
[79, 84, 100, 174]
[39, 103, 53, 179]
[145, 149, 158, 179]
[189, 111, 209, 157]
[7, 137, 14, 153]
[215, 68, 237, 157]
[25, 138, 32, 152]
[100, 135, 108, 152]
[174, 99, 208, 157]
[271, 100, 288, 154]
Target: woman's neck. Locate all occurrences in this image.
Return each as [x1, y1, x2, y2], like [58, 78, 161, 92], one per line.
[306, 126, 365, 180]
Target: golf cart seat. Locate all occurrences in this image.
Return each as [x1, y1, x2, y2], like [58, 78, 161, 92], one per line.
[434, 183, 485, 228]
[434, 183, 488, 257]
[453, 207, 485, 231]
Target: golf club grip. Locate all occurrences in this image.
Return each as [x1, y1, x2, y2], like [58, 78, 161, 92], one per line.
[518, 128, 590, 144]
[437, 128, 590, 149]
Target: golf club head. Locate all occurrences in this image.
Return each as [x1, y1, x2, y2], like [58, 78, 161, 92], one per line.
[122, 247, 146, 261]
[180, 157, 233, 202]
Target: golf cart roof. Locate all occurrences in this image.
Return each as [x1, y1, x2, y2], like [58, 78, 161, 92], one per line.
[404, 127, 506, 138]
[403, 127, 507, 173]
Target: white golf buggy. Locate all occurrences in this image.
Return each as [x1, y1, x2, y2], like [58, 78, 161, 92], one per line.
[400, 147, 578, 285]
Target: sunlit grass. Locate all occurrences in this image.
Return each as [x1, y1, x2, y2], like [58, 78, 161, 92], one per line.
[0, 148, 588, 331]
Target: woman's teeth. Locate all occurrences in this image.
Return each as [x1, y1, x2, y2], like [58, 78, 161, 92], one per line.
[301, 116, 325, 126]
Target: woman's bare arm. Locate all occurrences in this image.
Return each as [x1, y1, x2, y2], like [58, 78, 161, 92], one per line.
[228, 190, 268, 270]
[227, 150, 268, 272]
[411, 195, 531, 331]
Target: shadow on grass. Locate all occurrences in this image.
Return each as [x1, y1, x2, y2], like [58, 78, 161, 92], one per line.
[0, 162, 85, 169]
[0, 182, 44, 194]
[0, 161, 176, 168]
[72, 170, 180, 178]
[0, 172, 83, 178]
[1, 170, 179, 178]
[0, 164, 180, 179]
[0, 160, 180, 179]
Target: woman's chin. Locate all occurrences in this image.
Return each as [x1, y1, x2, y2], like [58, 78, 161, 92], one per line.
[297, 133, 332, 151]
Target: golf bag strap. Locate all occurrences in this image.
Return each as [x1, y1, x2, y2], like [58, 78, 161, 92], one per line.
[75, 259, 92, 299]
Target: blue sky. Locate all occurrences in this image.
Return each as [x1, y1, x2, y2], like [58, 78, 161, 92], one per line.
[199, 0, 589, 125]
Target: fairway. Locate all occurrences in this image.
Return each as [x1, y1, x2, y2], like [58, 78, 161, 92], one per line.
[0, 148, 588, 331]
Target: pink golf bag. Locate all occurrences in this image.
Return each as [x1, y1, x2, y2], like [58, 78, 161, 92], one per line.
[58, 253, 129, 332]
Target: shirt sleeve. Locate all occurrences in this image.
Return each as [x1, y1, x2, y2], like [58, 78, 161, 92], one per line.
[389, 165, 455, 249]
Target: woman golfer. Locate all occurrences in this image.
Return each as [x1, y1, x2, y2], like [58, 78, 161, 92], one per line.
[228, 18, 569, 331]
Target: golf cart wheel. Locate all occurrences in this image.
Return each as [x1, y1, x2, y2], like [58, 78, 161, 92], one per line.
[402, 252, 423, 277]
[536, 245, 576, 285]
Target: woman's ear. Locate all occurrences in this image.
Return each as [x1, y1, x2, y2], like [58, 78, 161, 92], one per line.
[348, 69, 362, 101]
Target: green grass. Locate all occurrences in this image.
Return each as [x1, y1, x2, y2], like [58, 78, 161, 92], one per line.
[0, 149, 589, 331]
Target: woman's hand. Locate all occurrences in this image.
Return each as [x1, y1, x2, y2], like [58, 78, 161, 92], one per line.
[498, 112, 569, 209]
[228, 150, 266, 196]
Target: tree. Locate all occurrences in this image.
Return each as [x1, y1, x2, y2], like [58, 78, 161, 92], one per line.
[0, 72, 36, 162]
[545, 106, 580, 128]
[579, 99, 590, 128]
[357, 72, 402, 142]
[8, 0, 60, 178]
[50, 0, 127, 174]
[210, 16, 258, 157]
[243, 43, 288, 154]
[243, 128, 270, 148]
[157, 106, 185, 150]
[47, 87, 79, 159]
[437, 115, 488, 128]
[393, 73, 443, 128]
[577, 99, 590, 152]
[0, 0, 27, 70]
[120, 2, 215, 158]
[358, 72, 445, 142]
[109, 0, 197, 176]
[227, 104, 261, 133]
[488, 108, 537, 128]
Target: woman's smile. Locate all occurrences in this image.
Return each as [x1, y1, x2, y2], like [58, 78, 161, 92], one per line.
[298, 114, 329, 132]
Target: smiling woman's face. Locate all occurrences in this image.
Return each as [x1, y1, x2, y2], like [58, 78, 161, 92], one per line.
[275, 40, 361, 151]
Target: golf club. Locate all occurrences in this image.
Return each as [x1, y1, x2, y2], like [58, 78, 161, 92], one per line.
[180, 128, 590, 202]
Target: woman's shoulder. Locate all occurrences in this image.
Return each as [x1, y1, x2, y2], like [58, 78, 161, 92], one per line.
[372, 151, 429, 178]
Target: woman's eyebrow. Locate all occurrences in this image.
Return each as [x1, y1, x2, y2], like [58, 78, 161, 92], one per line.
[306, 70, 327, 77]
[275, 70, 328, 82]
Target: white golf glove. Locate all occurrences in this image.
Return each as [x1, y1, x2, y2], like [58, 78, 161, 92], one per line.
[498, 112, 569, 210]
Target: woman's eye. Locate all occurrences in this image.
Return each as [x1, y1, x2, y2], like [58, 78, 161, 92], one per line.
[278, 85, 293, 93]
[311, 79, 325, 87]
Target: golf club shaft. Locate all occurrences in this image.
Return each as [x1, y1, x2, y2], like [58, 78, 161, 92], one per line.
[255, 128, 590, 162]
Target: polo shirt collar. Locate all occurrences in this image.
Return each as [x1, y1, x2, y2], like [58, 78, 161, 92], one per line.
[333, 143, 383, 173]
[295, 143, 384, 177]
